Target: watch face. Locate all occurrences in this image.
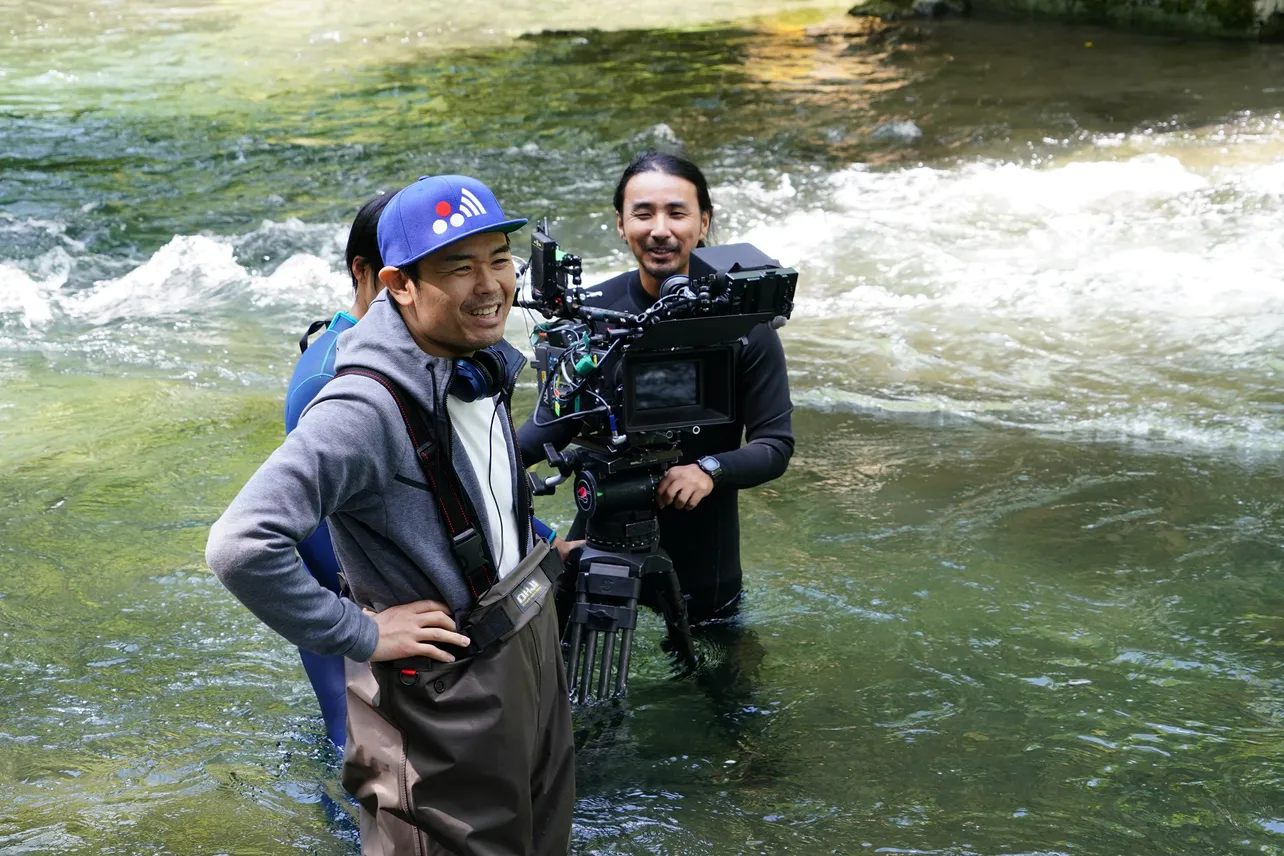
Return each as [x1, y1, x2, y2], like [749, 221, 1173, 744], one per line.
[699, 456, 720, 474]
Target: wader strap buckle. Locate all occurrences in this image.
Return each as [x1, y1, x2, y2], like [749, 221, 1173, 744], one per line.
[452, 529, 495, 596]
[539, 541, 566, 585]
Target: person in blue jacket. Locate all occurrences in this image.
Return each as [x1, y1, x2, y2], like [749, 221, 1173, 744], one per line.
[287, 193, 576, 748]
[285, 193, 393, 748]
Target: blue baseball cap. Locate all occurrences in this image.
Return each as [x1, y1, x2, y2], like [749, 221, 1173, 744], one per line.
[378, 175, 528, 269]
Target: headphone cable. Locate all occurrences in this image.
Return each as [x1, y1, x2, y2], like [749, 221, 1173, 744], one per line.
[485, 397, 506, 574]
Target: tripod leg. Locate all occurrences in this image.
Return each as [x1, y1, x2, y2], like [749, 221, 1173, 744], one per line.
[565, 619, 583, 697]
[597, 631, 615, 699]
[580, 630, 598, 705]
[661, 570, 698, 670]
[616, 627, 634, 696]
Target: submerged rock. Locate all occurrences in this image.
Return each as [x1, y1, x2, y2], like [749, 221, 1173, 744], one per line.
[848, 0, 913, 19]
[632, 123, 682, 148]
[870, 120, 924, 143]
[913, 0, 972, 15]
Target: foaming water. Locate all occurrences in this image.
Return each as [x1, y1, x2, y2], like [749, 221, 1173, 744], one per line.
[0, 218, 351, 380]
[725, 121, 1284, 452]
[5, 119, 1284, 451]
[62, 235, 345, 326]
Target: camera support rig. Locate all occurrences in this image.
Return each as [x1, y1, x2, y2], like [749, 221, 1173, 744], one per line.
[534, 440, 696, 702]
[519, 223, 797, 703]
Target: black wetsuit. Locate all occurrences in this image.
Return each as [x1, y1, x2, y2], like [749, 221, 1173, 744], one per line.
[517, 269, 794, 623]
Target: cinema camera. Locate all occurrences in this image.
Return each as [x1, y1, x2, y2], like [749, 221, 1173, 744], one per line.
[518, 223, 797, 702]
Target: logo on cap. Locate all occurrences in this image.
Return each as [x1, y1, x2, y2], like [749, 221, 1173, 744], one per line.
[432, 188, 489, 235]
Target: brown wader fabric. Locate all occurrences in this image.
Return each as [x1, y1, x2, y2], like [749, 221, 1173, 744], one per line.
[343, 543, 575, 856]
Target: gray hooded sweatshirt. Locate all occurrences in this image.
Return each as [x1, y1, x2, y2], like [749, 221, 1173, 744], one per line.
[205, 292, 531, 662]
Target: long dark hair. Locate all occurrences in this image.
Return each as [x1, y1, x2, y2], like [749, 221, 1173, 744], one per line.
[613, 151, 714, 242]
[345, 192, 394, 290]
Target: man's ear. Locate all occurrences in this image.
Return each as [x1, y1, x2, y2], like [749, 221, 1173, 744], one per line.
[616, 212, 625, 241]
[380, 265, 415, 307]
[699, 210, 710, 242]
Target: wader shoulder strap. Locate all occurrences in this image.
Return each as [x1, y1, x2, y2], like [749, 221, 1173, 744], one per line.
[333, 367, 499, 601]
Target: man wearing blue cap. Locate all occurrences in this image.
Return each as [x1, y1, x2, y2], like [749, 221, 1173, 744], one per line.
[207, 175, 574, 855]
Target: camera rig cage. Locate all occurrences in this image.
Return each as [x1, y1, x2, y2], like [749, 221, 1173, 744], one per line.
[518, 223, 797, 701]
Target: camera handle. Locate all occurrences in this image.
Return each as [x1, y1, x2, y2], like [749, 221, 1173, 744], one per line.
[528, 444, 580, 497]
[564, 253, 583, 287]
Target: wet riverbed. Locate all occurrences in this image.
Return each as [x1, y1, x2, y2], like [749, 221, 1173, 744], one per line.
[2, 3, 1283, 853]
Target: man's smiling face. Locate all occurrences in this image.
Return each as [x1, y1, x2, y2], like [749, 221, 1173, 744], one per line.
[385, 230, 516, 358]
[616, 169, 710, 293]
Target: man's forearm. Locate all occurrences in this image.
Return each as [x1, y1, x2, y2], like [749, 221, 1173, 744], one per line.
[714, 434, 794, 489]
[207, 397, 383, 661]
[208, 511, 377, 659]
[723, 324, 795, 490]
[517, 405, 579, 464]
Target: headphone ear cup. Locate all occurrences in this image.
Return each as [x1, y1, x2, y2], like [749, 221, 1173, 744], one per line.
[451, 359, 491, 402]
[451, 348, 506, 402]
[470, 347, 506, 397]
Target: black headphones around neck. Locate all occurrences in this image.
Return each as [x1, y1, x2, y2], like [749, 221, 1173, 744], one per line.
[450, 346, 508, 402]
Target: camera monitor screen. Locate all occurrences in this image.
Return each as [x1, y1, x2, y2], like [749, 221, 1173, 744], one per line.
[633, 361, 699, 410]
[621, 346, 735, 433]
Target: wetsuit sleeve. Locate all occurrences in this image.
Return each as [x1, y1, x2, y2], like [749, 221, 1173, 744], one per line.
[206, 393, 387, 661]
[717, 324, 794, 489]
[517, 399, 580, 465]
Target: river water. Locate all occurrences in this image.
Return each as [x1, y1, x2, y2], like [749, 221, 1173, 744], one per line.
[3, 2, 1284, 853]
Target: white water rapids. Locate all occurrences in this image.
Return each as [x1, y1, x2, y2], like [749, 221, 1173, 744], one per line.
[5, 114, 1283, 455]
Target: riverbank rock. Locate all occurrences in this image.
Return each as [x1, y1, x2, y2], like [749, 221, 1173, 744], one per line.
[849, 0, 971, 19]
[856, 0, 1284, 38]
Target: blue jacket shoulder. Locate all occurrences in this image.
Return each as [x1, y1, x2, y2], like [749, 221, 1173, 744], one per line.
[285, 312, 356, 432]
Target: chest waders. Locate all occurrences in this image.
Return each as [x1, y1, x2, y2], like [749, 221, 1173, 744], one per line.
[333, 369, 575, 856]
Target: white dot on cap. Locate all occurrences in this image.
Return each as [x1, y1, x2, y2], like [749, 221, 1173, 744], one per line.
[433, 219, 447, 234]
[450, 213, 464, 227]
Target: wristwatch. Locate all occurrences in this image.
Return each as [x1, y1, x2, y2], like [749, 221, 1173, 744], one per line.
[696, 455, 723, 486]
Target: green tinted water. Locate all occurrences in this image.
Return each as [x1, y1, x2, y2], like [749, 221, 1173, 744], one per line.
[2, 4, 1284, 854]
